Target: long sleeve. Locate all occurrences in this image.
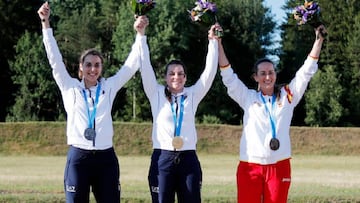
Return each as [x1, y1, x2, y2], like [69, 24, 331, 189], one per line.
[107, 33, 144, 94]
[219, 66, 250, 108]
[139, 35, 159, 100]
[191, 39, 219, 106]
[42, 28, 75, 91]
[289, 57, 318, 105]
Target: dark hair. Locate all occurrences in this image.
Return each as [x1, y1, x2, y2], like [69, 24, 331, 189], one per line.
[78, 48, 104, 79]
[165, 86, 171, 102]
[252, 58, 275, 74]
[165, 59, 187, 76]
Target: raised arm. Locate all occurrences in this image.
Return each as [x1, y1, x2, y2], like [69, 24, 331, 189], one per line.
[110, 16, 149, 91]
[192, 24, 220, 103]
[138, 16, 159, 99]
[218, 38, 229, 69]
[289, 24, 328, 105]
[217, 30, 250, 107]
[37, 1, 50, 29]
[308, 24, 327, 59]
[38, 2, 75, 91]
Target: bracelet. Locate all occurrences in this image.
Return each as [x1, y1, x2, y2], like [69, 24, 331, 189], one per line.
[220, 64, 230, 69]
[308, 55, 319, 60]
[41, 18, 46, 22]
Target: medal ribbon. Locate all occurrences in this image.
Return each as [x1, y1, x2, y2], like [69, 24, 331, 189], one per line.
[82, 83, 101, 129]
[260, 93, 277, 139]
[170, 95, 185, 137]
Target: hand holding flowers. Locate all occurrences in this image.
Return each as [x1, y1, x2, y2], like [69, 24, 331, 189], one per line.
[208, 23, 223, 40]
[134, 15, 149, 35]
[293, 0, 327, 38]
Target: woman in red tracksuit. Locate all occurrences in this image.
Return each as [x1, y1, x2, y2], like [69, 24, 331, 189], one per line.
[218, 25, 327, 202]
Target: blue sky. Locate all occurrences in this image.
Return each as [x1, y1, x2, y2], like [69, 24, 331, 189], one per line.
[263, 0, 287, 61]
[264, 0, 287, 23]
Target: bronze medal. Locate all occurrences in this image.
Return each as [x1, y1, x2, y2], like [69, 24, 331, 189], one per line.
[269, 138, 280, 150]
[84, 128, 96, 141]
[172, 136, 184, 149]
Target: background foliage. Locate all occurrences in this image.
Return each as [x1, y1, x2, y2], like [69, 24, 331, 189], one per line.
[1, 0, 359, 126]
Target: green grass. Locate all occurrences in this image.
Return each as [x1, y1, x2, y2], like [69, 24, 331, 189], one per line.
[0, 155, 359, 202]
[1, 123, 359, 202]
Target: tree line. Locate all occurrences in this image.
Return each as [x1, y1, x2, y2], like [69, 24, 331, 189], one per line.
[0, 0, 359, 127]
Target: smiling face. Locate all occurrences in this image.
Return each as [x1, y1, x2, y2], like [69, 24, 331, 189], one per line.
[80, 54, 102, 88]
[253, 61, 277, 96]
[165, 64, 187, 94]
[78, 49, 104, 89]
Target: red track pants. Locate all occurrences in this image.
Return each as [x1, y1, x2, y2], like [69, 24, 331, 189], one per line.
[237, 158, 291, 203]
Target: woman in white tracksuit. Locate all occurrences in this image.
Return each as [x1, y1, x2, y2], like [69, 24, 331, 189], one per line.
[38, 2, 148, 202]
[139, 21, 222, 202]
[218, 25, 327, 203]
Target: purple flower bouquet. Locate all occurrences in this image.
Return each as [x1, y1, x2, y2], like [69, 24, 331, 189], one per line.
[293, 0, 326, 37]
[132, 0, 156, 16]
[188, 0, 223, 37]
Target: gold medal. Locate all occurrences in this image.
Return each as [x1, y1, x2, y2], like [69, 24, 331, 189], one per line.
[172, 136, 184, 149]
